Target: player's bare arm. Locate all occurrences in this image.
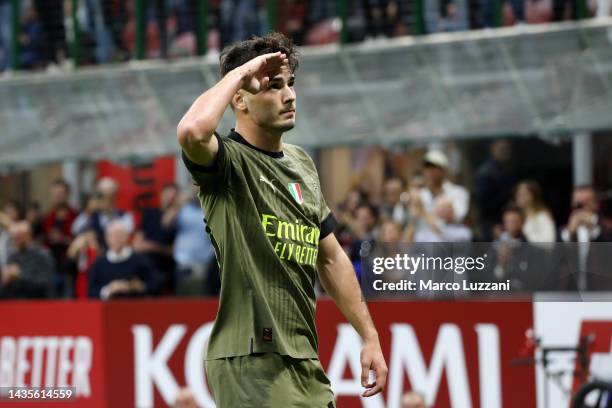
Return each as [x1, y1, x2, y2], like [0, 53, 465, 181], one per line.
[176, 52, 288, 166]
[317, 233, 388, 397]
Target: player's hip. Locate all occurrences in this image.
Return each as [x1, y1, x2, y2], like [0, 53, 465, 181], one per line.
[206, 352, 335, 407]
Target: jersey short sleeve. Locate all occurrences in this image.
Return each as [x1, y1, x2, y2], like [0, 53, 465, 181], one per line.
[318, 189, 336, 240]
[292, 145, 337, 240]
[181, 133, 231, 194]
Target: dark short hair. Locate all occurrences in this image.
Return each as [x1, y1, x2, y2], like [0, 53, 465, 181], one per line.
[219, 32, 299, 78]
[356, 202, 379, 220]
[503, 204, 524, 219]
[51, 178, 71, 192]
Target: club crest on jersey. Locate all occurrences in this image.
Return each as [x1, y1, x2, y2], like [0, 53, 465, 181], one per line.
[288, 182, 303, 205]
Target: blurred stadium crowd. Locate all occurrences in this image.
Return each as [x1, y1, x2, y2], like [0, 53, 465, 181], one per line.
[0, 0, 609, 72]
[1, 139, 611, 300]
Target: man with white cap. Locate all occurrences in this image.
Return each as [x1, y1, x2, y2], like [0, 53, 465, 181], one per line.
[418, 150, 469, 223]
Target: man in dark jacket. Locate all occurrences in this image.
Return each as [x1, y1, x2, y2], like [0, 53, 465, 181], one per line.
[88, 220, 158, 300]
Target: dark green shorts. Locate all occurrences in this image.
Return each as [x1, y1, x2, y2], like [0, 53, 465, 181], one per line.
[206, 353, 335, 408]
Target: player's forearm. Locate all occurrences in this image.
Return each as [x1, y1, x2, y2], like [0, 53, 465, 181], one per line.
[319, 252, 379, 342]
[177, 69, 245, 145]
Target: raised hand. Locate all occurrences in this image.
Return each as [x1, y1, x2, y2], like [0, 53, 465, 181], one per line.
[238, 52, 289, 94]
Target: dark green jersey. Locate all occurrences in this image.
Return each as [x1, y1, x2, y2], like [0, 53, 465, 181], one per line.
[182, 130, 336, 360]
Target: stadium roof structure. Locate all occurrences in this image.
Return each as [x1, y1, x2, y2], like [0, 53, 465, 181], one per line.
[1, 18, 612, 168]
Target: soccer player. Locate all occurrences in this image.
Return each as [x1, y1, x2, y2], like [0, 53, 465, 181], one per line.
[177, 32, 387, 407]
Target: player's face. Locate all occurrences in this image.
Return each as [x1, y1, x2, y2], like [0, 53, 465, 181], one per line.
[245, 66, 296, 132]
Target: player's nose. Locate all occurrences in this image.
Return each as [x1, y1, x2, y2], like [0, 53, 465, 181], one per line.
[282, 85, 296, 103]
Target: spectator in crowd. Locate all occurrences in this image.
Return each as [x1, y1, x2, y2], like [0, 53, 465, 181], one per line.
[419, 150, 470, 223]
[561, 185, 611, 242]
[0, 221, 55, 298]
[401, 390, 427, 408]
[408, 194, 472, 242]
[72, 177, 134, 248]
[63, 0, 97, 65]
[19, 2, 47, 69]
[122, 0, 170, 59]
[492, 203, 564, 290]
[363, 0, 407, 38]
[526, 0, 553, 23]
[173, 189, 217, 296]
[497, 204, 527, 242]
[493, 205, 526, 284]
[148, 0, 169, 58]
[553, 0, 577, 20]
[371, 219, 407, 290]
[338, 187, 368, 215]
[278, 0, 307, 45]
[426, 0, 470, 33]
[219, 0, 266, 47]
[378, 219, 403, 242]
[88, 219, 158, 300]
[584, 196, 612, 289]
[0, 201, 23, 268]
[340, 202, 380, 262]
[71, 193, 100, 234]
[380, 176, 409, 226]
[166, 0, 200, 57]
[104, 0, 128, 59]
[475, 139, 516, 241]
[43, 178, 78, 266]
[477, 0, 526, 27]
[602, 197, 612, 241]
[84, 0, 115, 63]
[515, 180, 556, 243]
[66, 228, 100, 299]
[133, 182, 179, 293]
[335, 187, 368, 254]
[0, 0, 11, 71]
[33, 0, 67, 66]
[26, 201, 44, 242]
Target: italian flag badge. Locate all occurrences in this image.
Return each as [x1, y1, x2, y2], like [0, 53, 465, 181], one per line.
[288, 182, 304, 205]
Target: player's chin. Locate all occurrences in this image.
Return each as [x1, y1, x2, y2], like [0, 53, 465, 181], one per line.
[276, 119, 296, 132]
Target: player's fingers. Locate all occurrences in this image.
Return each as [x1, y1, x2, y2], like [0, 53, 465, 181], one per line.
[375, 364, 388, 390]
[362, 383, 384, 398]
[360, 362, 370, 387]
[262, 52, 283, 63]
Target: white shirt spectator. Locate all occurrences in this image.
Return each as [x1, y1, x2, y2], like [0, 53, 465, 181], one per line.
[414, 220, 472, 243]
[0, 229, 12, 268]
[420, 181, 470, 223]
[523, 211, 556, 243]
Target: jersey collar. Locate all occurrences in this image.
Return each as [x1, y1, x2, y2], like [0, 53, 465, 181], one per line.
[228, 129, 284, 159]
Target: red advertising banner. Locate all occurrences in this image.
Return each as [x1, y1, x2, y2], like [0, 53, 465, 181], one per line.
[103, 299, 219, 408]
[0, 300, 536, 408]
[96, 156, 176, 225]
[317, 301, 535, 408]
[0, 301, 106, 408]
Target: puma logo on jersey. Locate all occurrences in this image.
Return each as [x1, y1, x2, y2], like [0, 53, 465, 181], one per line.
[259, 174, 276, 192]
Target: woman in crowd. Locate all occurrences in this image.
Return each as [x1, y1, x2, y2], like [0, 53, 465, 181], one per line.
[515, 180, 556, 242]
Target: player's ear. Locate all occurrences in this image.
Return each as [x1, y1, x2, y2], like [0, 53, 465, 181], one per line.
[232, 91, 247, 112]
